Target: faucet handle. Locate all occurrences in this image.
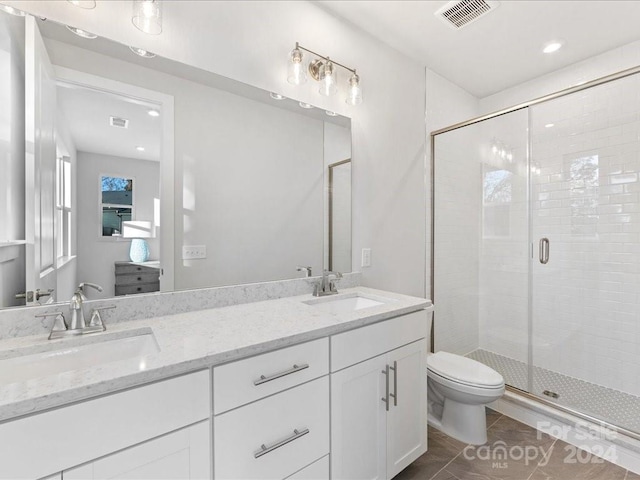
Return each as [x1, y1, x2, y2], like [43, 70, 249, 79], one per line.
[35, 311, 68, 340]
[88, 305, 116, 328]
[78, 282, 103, 294]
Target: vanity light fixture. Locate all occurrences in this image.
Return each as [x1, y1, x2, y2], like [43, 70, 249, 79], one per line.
[269, 92, 286, 100]
[147, 109, 160, 117]
[288, 42, 362, 105]
[542, 41, 563, 54]
[129, 46, 156, 58]
[66, 0, 96, 9]
[0, 4, 26, 16]
[132, 0, 162, 35]
[299, 102, 314, 109]
[66, 26, 98, 39]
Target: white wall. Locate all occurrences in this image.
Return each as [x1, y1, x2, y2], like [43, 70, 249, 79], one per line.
[0, 14, 25, 307]
[480, 39, 640, 115]
[76, 152, 159, 298]
[6, 0, 428, 298]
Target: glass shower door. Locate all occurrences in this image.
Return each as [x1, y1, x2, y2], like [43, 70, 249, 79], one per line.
[530, 73, 640, 433]
[433, 109, 530, 392]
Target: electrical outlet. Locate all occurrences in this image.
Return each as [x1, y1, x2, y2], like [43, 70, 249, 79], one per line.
[361, 248, 371, 267]
[182, 245, 207, 260]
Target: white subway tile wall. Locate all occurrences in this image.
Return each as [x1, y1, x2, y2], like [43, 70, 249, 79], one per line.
[433, 127, 481, 355]
[530, 73, 640, 397]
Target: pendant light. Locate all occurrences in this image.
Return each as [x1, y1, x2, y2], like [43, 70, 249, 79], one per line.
[132, 0, 162, 35]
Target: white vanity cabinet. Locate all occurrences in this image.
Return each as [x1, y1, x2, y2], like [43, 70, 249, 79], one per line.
[330, 310, 429, 480]
[213, 338, 330, 480]
[64, 421, 210, 480]
[0, 371, 211, 480]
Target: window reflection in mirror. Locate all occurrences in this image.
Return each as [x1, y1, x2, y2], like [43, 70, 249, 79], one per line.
[101, 176, 134, 236]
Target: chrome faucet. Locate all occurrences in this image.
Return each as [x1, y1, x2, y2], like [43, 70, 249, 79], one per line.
[296, 266, 312, 277]
[313, 270, 342, 296]
[39, 283, 115, 340]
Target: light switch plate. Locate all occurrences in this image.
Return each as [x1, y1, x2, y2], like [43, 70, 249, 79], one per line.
[182, 245, 206, 260]
[361, 248, 371, 267]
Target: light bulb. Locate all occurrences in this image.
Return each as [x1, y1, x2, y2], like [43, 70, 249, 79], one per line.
[319, 61, 337, 96]
[287, 46, 306, 85]
[132, 0, 162, 35]
[346, 73, 362, 106]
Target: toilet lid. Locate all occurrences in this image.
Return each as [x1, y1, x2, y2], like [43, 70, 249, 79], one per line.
[427, 352, 504, 388]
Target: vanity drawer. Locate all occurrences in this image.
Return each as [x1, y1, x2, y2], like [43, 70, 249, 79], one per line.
[114, 263, 159, 275]
[286, 455, 329, 479]
[115, 282, 160, 296]
[115, 272, 160, 286]
[214, 376, 329, 480]
[213, 338, 328, 414]
[0, 370, 210, 480]
[331, 309, 430, 372]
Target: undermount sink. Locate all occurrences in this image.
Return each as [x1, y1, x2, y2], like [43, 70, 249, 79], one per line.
[303, 292, 394, 314]
[0, 329, 160, 384]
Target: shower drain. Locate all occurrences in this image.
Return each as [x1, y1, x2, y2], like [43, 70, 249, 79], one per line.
[543, 390, 560, 399]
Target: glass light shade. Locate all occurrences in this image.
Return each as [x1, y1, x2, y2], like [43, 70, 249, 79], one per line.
[66, 0, 96, 9]
[132, 0, 162, 35]
[346, 73, 362, 105]
[319, 62, 337, 97]
[66, 26, 98, 39]
[287, 47, 307, 85]
[129, 46, 156, 58]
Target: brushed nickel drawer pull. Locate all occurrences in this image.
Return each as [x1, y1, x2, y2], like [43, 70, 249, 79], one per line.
[390, 360, 398, 407]
[382, 364, 390, 411]
[254, 363, 309, 386]
[254, 428, 310, 458]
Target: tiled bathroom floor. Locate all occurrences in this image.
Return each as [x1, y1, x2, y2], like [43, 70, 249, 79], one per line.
[468, 349, 640, 434]
[396, 410, 640, 480]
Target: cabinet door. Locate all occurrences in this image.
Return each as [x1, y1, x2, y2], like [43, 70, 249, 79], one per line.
[386, 340, 427, 479]
[331, 353, 388, 480]
[64, 421, 210, 480]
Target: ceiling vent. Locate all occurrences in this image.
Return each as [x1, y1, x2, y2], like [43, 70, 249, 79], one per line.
[109, 116, 129, 129]
[435, 0, 500, 30]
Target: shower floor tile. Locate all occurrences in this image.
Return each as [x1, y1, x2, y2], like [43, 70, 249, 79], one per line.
[468, 349, 640, 435]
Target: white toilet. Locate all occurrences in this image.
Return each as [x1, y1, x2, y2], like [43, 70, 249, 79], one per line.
[427, 351, 505, 445]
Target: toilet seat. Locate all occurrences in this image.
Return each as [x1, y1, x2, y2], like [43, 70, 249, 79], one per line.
[427, 351, 504, 389]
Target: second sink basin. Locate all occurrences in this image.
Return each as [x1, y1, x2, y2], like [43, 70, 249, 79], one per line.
[303, 292, 394, 314]
[0, 329, 160, 384]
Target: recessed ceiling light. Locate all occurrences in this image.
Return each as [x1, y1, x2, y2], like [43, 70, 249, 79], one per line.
[325, 110, 338, 117]
[543, 41, 563, 54]
[66, 25, 98, 39]
[545, 123, 555, 128]
[129, 46, 156, 58]
[66, 0, 96, 9]
[147, 109, 160, 117]
[270, 92, 285, 100]
[136, 146, 145, 152]
[299, 102, 314, 109]
[0, 4, 26, 16]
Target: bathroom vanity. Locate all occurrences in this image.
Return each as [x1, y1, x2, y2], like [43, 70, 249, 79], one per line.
[0, 287, 432, 479]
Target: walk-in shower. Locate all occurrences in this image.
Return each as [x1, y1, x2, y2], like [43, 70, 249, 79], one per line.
[432, 66, 640, 438]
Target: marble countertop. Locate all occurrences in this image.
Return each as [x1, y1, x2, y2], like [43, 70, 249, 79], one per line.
[0, 287, 432, 422]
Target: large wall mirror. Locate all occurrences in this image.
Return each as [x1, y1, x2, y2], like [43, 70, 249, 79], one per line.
[0, 11, 352, 308]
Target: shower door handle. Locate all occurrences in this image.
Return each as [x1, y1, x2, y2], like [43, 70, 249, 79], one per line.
[539, 238, 549, 264]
